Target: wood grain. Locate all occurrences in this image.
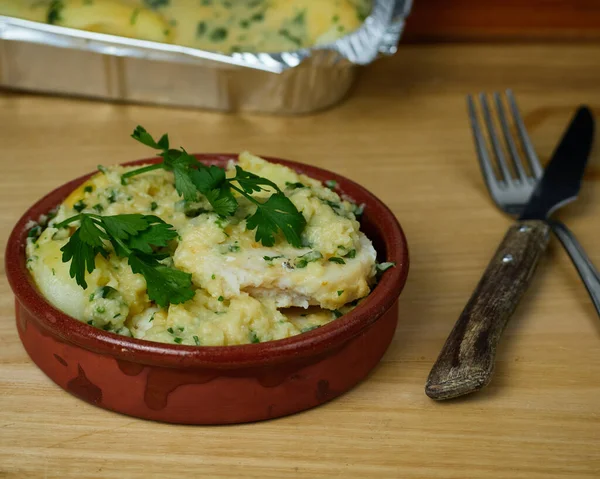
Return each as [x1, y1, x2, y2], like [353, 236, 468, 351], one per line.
[426, 220, 551, 400]
[1, 43, 600, 478]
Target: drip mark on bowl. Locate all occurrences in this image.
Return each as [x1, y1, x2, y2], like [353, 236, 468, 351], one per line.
[117, 360, 145, 376]
[144, 369, 218, 410]
[67, 365, 102, 405]
[53, 354, 68, 367]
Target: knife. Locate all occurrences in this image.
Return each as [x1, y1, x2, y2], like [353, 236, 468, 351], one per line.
[425, 106, 595, 400]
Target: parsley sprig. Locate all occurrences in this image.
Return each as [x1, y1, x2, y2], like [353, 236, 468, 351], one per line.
[55, 213, 194, 308]
[123, 126, 306, 247]
[121, 127, 201, 203]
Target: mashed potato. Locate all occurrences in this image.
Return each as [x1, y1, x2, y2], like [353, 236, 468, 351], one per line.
[1, 0, 371, 54]
[26, 153, 377, 346]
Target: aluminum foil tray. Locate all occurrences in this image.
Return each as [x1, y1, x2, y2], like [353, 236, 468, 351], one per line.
[0, 0, 412, 114]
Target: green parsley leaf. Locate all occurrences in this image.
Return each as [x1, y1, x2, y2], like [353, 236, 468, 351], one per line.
[131, 125, 169, 150]
[123, 127, 200, 186]
[124, 126, 307, 247]
[173, 163, 198, 202]
[128, 254, 194, 308]
[59, 216, 108, 289]
[125, 217, 178, 254]
[205, 187, 238, 217]
[245, 193, 306, 248]
[57, 213, 193, 307]
[189, 166, 238, 216]
[231, 166, 279, 195]
[190, 164, 226, 191]
[100, 214, 153, 240]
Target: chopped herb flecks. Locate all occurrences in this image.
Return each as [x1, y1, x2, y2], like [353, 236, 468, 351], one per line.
[47, 0, 64, 24]
[295, 251, 322, 268]
[249, 331, 260, 343]
[376, 262, 396, 274]
[73, 200, 87, 213]
[328, 257, 345, 265]
[345, 249, 356, 259]
[210, 27, 228, 42]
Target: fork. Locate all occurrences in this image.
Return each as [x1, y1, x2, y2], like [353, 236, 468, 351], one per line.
[468, 90, 600, 316]
[425, 91, 600, 400]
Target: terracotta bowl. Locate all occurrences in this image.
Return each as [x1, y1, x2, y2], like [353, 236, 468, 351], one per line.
[5, 155, 409, 424]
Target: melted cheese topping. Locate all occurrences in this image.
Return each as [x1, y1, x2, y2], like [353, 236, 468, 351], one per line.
[1, 0, 371, 54]
[26, 153, 377, 346]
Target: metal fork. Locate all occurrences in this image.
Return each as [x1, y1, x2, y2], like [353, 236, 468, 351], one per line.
[467, 90, 600, 316]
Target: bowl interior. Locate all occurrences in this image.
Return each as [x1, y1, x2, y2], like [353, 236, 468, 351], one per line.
[5, 154, 409, 368]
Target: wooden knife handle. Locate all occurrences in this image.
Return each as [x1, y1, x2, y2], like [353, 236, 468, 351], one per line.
[425, 220, 550, 400]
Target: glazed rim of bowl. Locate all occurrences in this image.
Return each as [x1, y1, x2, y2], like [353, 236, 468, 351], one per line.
[6, 155, 409, 369]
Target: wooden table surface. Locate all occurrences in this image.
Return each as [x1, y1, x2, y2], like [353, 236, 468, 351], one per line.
[1, 43, 600, 478]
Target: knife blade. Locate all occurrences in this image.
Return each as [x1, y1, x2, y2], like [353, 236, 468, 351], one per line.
[520, 106, 595, 221]
[426, 106, 595, 400]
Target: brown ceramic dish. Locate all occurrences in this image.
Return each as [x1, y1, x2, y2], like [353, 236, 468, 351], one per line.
[5, 155, 409, 424]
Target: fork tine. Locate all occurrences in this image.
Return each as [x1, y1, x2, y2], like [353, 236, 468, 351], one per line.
[479, 93, 513, 183]
[467, 95, 501, 191]
[506, 89, 544, 180]
[494, 92, 528, 181]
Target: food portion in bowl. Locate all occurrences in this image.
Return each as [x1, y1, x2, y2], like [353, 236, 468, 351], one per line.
[1, 0, 372, 54]
[25, 127, 394, 346]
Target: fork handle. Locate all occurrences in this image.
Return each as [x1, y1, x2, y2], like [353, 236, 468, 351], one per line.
[549, 220, 600, 316]
[425, 220, 550, 400]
